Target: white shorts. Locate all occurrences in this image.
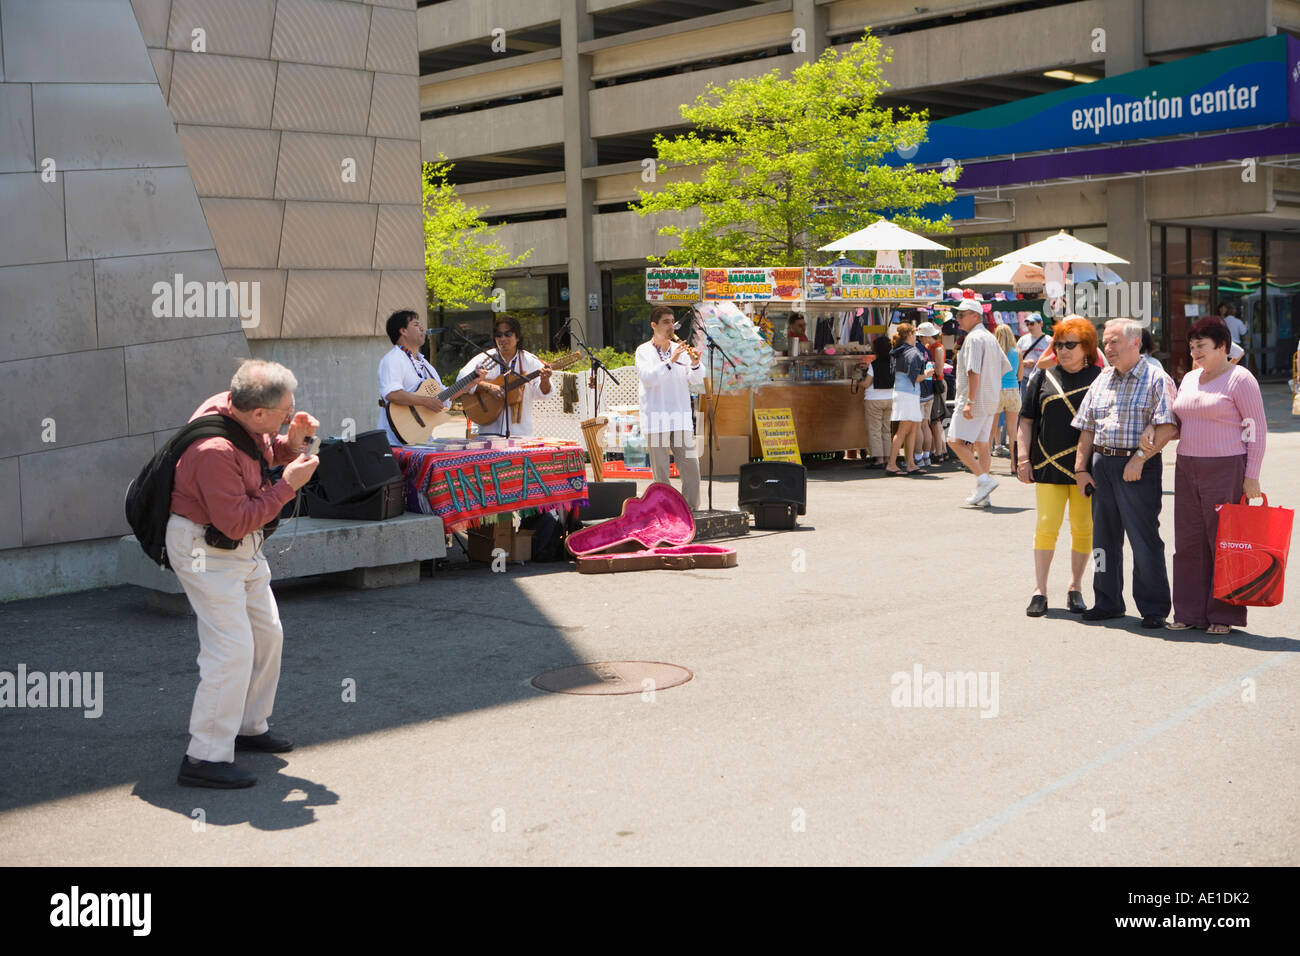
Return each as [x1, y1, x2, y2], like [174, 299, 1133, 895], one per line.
[891, 391, 922, 422]
[947, 411, 995, 444]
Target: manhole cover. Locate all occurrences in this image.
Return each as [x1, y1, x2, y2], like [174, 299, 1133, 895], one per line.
[532, 661, 693, 696]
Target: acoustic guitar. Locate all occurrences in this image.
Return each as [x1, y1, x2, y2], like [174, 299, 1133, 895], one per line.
[384, 363, 495, 445]
[462, 351, 582, 427]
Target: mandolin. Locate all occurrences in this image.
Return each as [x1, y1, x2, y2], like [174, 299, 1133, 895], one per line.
[384, 363, 495, 445]
[462, 351, 582, 426]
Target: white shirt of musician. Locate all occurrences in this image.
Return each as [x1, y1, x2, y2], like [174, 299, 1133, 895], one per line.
[457, 348, 545, 437]
[378, 344, 443, 445]
[635, 341, 706, 439]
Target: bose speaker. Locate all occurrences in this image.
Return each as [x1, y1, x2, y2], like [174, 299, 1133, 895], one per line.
[316, 430, 402, 504]
[737, 461, 807, 529]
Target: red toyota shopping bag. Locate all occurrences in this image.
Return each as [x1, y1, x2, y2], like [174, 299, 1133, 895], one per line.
[1213, 496, 1295, 607]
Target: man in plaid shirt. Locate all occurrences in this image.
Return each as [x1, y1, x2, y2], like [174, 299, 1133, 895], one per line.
[1071, 318, 1179, 627]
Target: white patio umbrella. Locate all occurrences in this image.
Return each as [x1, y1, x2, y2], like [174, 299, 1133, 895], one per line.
[819, 218, 950, 252]
[996, 229, 1128, 265]
[958, 260, 1045, 286]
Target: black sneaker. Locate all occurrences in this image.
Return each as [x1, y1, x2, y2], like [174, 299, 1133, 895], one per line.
[178, 756, 256, 789]
[235, 731, 294, 753]
[1140, 615, 1167, 629]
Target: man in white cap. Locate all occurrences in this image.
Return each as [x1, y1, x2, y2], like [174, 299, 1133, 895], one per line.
[949, 299, 1011, 506]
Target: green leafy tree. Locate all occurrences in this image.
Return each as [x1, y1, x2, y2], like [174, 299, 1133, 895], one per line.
[634, 34, 957, 266]
[423, 158, 532, 309]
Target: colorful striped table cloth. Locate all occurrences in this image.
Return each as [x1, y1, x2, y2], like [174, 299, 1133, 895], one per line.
[393, 439, 588, 532]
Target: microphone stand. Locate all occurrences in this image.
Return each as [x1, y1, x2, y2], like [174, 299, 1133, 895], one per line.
[698, 314, 737, 513]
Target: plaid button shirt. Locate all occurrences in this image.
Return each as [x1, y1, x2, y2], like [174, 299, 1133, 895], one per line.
[1070, 359, 1177, 449]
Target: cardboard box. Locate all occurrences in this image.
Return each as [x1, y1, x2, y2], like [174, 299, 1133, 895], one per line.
[468, 521, 513, 563]
[696, 435, 752, 477]
[511, 529, 534, 563]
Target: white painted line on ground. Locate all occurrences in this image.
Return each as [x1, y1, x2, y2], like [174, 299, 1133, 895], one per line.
[910, 651, 1297, 866]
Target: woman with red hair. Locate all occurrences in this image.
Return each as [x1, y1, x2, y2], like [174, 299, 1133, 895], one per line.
[1016, 316, 1102, 617]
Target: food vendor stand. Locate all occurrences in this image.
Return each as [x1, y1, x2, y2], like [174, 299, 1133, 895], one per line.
[646, 265, 944, 458]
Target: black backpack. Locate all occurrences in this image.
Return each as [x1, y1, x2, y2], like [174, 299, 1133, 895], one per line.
[124, 415, 278, 569]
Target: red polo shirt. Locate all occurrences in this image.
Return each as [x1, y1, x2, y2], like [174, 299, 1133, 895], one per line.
[169, 392, 298, 540]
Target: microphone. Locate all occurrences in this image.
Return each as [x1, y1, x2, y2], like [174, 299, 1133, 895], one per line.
[424, 327, 445, 336]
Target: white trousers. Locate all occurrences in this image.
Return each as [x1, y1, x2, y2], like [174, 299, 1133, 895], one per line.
[166, 514, 283, 763]
[646, 430, 701, 511]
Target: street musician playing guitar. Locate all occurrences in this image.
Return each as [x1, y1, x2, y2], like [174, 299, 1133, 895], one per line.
[378, 309, 488, 445]
[456, 316, 553, 438]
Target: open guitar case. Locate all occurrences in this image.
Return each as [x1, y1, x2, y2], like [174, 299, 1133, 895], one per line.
[565, 483, 738, 574]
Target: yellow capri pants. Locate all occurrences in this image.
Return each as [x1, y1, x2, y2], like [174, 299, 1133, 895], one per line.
[1034, 482, 1093, 554]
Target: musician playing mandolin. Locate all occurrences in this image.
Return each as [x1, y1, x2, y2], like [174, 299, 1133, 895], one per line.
[457, 316, 553, 438]
[379, 310, 485, 446]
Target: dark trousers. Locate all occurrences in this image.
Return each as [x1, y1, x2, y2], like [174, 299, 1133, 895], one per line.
[1090, 452, 1171, 617]
[1173, 455, 1248, 627]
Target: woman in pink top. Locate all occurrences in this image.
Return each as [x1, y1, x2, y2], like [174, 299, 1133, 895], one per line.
[1144, 318, 1267, 635]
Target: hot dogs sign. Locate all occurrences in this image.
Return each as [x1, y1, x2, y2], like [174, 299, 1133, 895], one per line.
[647, 267, 942, 303]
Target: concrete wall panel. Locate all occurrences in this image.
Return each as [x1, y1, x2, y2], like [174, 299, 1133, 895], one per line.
[0, 173, 66, 267]
[0, 349, 129, 459]
[1146, 0, 1269, 55]
[594, 207, 699, 264]
[123, 331, 250, 434]
[368, 71, 421, 140]
[0, 82, 34, 172]
[487, 217, 566, 269]
[0, 457, 20, 549]
[0, 260, 97, 362]
[274, 131, 374, 201]
[130, 0, 173, 47]
[278, 201, 378, 269]
[94, 249, 239, 349]
[281, 270, 381, 336]
[372, 203, 424, 269]
[271, 0, 372, 70]
[0, 0, 158, 83]
[168, 52, 278, 127]
[365, 6, 418, 76]
[225, 268, 288, 340]
[177, 125, 281, 198]
[199, 197, 286, 268]
[272, 63, 373, 134]
[166, 0, 277, 59]
[33, 84, 186, 170]
[369, 137, 422, 204]
[375, 270, 426, 335]
[19, 434, 157, 545]
[64, 167, 212, 260]
[149, 48, 174, 99]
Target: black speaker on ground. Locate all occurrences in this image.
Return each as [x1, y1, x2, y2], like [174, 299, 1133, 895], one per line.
[575, 480, 637, 522]
[737, 461, 807, 529]
[316, 430, 401, 503]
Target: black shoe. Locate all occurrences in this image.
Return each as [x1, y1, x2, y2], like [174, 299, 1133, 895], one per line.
[1026, 595, 1048, 617]
[1081, 607, 1124, 621]
[1066, 590, 1087, 614]
[235, 731, 294, 753]
[178, 756, 256, 789]
[1140, 615, 1167, 629]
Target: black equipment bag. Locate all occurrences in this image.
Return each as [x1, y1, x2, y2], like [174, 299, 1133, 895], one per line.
[124, 415, 278, 569]
[302, 477, 406, 521]
[316, 430, 401, 503]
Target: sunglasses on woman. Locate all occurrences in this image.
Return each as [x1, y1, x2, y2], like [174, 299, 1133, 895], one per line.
[1056, 340, 1082, 350]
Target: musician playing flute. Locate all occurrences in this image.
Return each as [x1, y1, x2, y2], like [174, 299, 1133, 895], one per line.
[635, 305, 705, 510]
[457, 315, 552, 438]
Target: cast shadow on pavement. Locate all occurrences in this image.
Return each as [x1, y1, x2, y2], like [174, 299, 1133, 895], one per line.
[0, 569, 586, 820]
[131, 756, 339, 831]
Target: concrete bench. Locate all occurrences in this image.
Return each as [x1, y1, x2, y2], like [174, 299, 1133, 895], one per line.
[117, 513, 447, 600]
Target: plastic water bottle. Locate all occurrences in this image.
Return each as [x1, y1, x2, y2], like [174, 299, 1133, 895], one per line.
[623, 430, 647, 468]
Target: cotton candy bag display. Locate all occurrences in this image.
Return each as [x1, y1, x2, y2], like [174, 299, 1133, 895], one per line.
[689, 301, 777, 394]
